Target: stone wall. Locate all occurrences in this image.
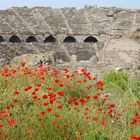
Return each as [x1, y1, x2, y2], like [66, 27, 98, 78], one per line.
[0, 6, 140, 78]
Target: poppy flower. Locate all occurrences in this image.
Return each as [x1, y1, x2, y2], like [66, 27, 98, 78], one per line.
[14, 90, 20, 95]
[47, 107, 52, 112]
[8, 119, 15, 126]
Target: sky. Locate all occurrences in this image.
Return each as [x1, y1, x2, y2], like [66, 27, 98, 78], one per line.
[0, 0, 140, 10]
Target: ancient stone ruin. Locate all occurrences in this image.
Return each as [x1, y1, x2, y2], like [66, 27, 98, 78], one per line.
[0, 6, 140, 78]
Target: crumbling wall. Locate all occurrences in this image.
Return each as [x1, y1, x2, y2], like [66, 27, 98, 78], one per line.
[0, 6, 140, 78]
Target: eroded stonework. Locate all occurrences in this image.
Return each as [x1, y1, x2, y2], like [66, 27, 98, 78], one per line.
[0, 6, 140, 78]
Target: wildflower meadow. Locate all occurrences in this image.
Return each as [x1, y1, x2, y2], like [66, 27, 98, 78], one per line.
[0, 63, 140, 140]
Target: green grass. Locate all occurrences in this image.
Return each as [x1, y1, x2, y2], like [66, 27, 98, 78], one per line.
[0, 65, 140, 140]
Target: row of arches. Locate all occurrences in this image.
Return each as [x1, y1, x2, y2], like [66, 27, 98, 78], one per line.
[0, 35, 98, 43]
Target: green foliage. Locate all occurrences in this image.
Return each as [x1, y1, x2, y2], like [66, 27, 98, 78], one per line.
[103, 71, 129, 93]
[129, 76, 140, 97]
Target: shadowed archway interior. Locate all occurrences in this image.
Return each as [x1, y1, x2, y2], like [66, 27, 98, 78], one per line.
[84, 36, 98, 43]
[63, 36, 76, 42]
[9, 35, 21, 43]
[44, 35, 56, 43]
[26, 36, 38, 43]
[0, 36, 4, 42]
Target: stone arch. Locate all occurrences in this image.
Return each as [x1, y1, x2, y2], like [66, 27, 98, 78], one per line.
[9, 35, 21, 43]
[0, 36, 4, 43]
[84, 36, 98, 43]
[26, 36, 38, 43]
[63, 36, 76, 43]
[44, 35, 56, 43]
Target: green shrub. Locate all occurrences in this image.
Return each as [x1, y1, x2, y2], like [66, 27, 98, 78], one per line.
[102, 71, 129, 93]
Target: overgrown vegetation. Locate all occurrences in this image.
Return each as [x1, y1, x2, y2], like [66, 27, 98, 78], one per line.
[0, 64, 140, 140]
[129, 30, 140, 41]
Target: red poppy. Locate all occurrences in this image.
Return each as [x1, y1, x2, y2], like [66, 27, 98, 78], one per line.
[0, 124, 4, 128]
[41, 112, 46, 115]
[38, 118, 43, 121]
[14, 90, 20, 95]
[26, 130, 33, 135]
[47, 107, 52, 112]
[56, 125, 61, 129]
[93, 95, 98, 99]
[21, 62, 26, 67]
[33, 95, 38, 99]
[35, 84, 41, 87]
[55, 79, 60, 83]
[1, 111, 8, 117]
[8, 119, 15, 126]
[57, 105, 62, 109]
[43, 102, 49, 106]
[34, 88, 39, 92]
[57, 91, 64, 96]
[13, 99, 18, 103]
[52, 121, 56, 125]
[59, 84, 64, 87]
[42, 95, 48, 99]
[55, 114, 60, 118]
[5, 106, 11, 110]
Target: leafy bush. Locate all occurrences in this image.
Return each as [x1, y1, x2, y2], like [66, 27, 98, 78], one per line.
[103, 71, 129, 93]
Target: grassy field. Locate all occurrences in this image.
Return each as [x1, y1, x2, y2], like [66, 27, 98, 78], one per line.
[0, 63, 140, 140]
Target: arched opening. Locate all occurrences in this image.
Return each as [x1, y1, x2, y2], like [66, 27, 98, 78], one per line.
[26, 36, 38, 43]
[9, 35, 21, 43]
[63, 36, 76, 43]
[44, 35, 56, 43]
[84, 36, 98, 43]
[0, 36, 4, 43]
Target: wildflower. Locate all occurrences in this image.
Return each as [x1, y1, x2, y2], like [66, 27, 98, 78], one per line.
[8, 119, 15, 126]
[24, 86, 32, 91]
[38, 118, 43, 121]
[79, 99, 86, 105]
[69, 121, 74, 125]
[92, 77, 96, 80]
[42, 94, 48, 99]
[52, 121, 56, 125]
[47, 87, 54, 91]
[56, 125, 61, 129]
[79, 130, 83, 135]
[55, 114, 60, 118]
[21, 62, 26, 67]
[14, 90, 20, 95]
[131, 134, 140, 140]
[50, 100, 54, 104]
[43, 102, 49, 106]
[47, 107, 52, 112]
[58, 105, 62, 109]
[41, 112, 46, 115]
[64, 131, 69, 135]
[1, 111, 8, 117]
[74, 101, 78, 106]
[34, 88, 39, 92]
[32, 91, 36, 95]
[55, 79, 60, 83]
[26, 130, 33, 135]
[35, 84, 41, 87]
[5, 105, 11, 110]
[59, 83, 64, 87]
[33, 95, 38, 99]
[4, 134, 8, 138]
[13, 99, 18, 103]
[102, 117, 106, 127]
[0, 124, 4, 128]
[86, 96, 90, 100]
[93, 95, 98, 99]
[131, 112, 139, 125]
[57, 91, 64, 96]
